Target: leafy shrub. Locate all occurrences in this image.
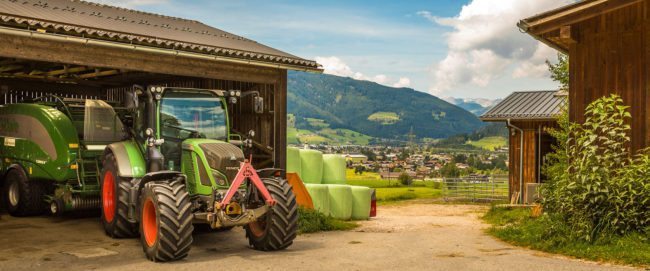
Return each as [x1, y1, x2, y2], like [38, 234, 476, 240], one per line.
[398, 173, 413, 186]
[543, 95, 650, 241]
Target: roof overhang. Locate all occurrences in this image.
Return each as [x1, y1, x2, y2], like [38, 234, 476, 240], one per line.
[0, 0, 322, 73]
[518, 0, 642, 53]
[0, 25, 321, 73]
[480, 117, 558, 122]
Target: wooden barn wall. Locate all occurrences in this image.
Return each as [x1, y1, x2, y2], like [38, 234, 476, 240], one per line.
[508, 121, 558, 202]
[0, 79, 103, 104]
[568, 3, 648, 151]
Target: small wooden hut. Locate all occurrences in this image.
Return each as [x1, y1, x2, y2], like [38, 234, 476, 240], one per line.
[481, 91, 564, 203]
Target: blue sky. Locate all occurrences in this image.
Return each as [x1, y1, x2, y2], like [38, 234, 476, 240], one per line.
[94, 0, 572, 99]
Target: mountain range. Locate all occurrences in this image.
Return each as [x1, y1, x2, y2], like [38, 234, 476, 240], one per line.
[442, 97, 502, 116]
[287, 71, 485, 142]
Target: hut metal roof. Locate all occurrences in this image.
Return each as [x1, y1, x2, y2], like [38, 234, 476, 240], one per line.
[480, 90, 565, 121]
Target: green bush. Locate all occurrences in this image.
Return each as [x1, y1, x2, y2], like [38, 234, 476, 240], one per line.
[398, 173, 413, 186]
[543, 94, 650, 241]
[298, 207, 358, 234]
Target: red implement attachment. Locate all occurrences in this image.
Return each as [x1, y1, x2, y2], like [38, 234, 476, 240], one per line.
[220, 157, 276, 208]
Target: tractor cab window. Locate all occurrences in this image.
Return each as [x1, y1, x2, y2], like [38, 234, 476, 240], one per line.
[159, 90, 227, 169]
[159, 90, 227, 140]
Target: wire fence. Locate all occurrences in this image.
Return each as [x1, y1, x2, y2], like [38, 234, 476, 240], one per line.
[442, 175, 509, 203]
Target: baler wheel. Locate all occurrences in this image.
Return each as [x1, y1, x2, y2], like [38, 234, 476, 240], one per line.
[245, 178, 298, 251]
[139, 179, 193, 262]
[101, 153, 138, 238]
[3, 167, 45, 216]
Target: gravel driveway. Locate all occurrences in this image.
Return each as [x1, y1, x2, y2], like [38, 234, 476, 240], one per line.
[0, 202, 641, 271]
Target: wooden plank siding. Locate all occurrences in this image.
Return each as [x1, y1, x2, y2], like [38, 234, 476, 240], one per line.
[508, 121, 558, 202]
[568, 2, 649, 151]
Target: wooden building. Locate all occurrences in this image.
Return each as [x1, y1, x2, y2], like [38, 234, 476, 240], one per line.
[519, 0, 649, 152]
[481, 91, 564, 203]
[0, 0, 321, 169]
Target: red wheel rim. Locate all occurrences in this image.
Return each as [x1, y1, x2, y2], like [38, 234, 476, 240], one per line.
[248, 218, 266, 238]
[142, 198, 158, 247]
[102, 171, 115, 223]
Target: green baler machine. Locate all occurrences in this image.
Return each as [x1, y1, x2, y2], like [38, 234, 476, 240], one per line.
[0, 98, 122, 215]
[0, 86, 298, 262]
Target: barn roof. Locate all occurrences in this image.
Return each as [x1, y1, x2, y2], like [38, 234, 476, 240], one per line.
[0, 0, 321, 71]
[518, 0, 641, 53]
[480, 91, 565, 121]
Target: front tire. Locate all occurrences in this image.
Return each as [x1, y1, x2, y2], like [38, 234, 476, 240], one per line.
[245, 178, 298, 251]
[2, 167, 45, 216]
[101, 153, 138, 238]
[139, 179, 194, 262]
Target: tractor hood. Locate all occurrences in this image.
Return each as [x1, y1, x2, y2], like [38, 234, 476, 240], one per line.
[196, 141, 245, 182]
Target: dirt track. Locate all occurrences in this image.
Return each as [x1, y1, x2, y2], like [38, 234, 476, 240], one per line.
[0, 202, 640, 271]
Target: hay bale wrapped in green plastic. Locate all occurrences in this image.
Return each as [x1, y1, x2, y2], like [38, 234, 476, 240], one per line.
[286, 147, 302, 178]
[350, 186, 372, 220]
[322, 154, 346, 184]
[327, 184, 352, 220]
[305, 184, 330, 216]
[299, 149, 323, 184]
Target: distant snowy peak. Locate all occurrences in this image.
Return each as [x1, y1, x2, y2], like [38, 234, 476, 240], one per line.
[443, 97, 502, 116]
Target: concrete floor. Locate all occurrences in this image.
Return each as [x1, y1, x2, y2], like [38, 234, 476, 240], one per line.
[0, 203, 641, 271]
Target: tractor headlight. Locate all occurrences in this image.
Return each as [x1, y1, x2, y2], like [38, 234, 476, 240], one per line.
[230, 90, 236, 97]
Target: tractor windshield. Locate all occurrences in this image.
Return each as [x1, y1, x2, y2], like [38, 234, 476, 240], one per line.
[160, 90, 227, 141]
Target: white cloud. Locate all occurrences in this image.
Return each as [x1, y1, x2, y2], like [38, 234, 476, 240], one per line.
[315, 56, 411, 88]
[86, 0, 167, 8]
[393, 77, 411, 88]
[422, 0, 572, 95]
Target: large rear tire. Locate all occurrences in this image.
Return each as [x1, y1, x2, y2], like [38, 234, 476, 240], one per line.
[245, 178, 298, 251]
[139, 179, 193, 262]
[2, 167, 45, 216]
[101, 153, 138, 238]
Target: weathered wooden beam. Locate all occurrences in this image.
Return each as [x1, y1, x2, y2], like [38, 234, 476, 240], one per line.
[525, 0, 643, 35]
[0, 65, 23, 72]
[77, 69, 121, 79]
[559, 25, 577, 44]
[46, 66, 88, 76]
[0, 33, 283, 84]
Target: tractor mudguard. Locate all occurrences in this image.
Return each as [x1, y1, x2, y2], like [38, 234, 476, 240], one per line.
[105, 141, 147, 178]
[256, 168, 285, 179]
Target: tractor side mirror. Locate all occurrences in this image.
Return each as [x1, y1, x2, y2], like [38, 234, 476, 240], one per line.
[254, 96, 264, 114]
[124, 87, 139, 111]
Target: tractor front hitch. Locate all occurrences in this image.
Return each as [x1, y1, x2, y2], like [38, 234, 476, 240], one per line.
[204, 158, 276, 229]
[220, 158, 276, 207]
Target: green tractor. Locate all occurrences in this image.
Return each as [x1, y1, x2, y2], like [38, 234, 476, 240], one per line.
[0, 86, 298, 261]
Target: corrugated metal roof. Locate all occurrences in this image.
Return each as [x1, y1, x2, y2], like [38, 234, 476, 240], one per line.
[480, 90, 565, 121]
[0, 0, 320, 71]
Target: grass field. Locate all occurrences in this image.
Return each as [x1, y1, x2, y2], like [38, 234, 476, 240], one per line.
[467, 136, 507, 151]
[483, 207, 650, 267]
[287, 125, 373, 145]
[367, 111, 400, 125]
[346, 169, 443, 202]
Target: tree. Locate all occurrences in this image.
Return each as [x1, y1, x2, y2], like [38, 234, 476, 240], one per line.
[354, 165, 365, 175]
[398, 173, 413, 186]
[440, 163, 460, 178]
[547, 53, 569, 90]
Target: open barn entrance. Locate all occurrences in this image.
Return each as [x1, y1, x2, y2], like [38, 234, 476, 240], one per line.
[0, 56, 282, 168]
